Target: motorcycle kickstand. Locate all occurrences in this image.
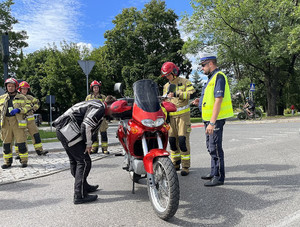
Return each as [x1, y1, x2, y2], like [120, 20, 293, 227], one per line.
[132, 181, 135, 194]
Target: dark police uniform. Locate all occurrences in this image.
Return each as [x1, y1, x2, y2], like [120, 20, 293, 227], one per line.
[199, 69, 227, 183]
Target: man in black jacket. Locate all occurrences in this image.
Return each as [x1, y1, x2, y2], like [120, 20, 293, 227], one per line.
[53, 98, 114, 204]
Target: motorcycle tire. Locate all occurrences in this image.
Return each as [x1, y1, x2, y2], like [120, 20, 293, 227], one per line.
[237, 112, 247, 120]
[147, 157, 180, 220]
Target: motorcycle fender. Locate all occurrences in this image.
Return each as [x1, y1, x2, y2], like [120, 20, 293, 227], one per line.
[143, 149, 170, 174]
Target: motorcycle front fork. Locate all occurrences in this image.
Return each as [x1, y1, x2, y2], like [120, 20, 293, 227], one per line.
[142, 132, 163, 188]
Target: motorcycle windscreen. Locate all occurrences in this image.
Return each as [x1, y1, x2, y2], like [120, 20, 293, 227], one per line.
[133, 79, 160, 112]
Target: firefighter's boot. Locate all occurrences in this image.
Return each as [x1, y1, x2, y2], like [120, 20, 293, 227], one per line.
[102, 147, 109, 154]
[181, 167, 189, 176]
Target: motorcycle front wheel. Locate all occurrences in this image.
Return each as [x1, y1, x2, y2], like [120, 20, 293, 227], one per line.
[147, 157, 180, 220]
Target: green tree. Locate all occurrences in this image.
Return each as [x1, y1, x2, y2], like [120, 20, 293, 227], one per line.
[18, 42, 90, 116]
[190, 71, 203, 117]
[104, 0, 192, 95]
[182, 0, 300, 116]
[0, 0, 28, 83]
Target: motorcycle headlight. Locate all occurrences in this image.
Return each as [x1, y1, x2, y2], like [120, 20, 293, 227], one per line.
[141, 118, 164, 127]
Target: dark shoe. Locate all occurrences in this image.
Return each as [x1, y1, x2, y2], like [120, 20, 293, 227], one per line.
[36, 150, 48, 156]
[86, 184, 99, 193]
[181, 168, 189, 176]
[102, 148, 109, 154]
[74, 194, 98, 204]
[21, 163, 28, 168]
[1, 164, 12, 169]
[15, 156, 20, 160]
[204, 177, 224, 187]
[201, 174, 213, 180]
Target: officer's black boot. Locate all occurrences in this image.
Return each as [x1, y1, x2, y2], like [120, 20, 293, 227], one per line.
[1, 163, 12, 169]
[86, 184, 99, 193]
[73, 194, 98, 205]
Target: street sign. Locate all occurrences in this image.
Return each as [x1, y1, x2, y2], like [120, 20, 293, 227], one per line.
[78, 60, 95, 96]
[78, 60, 95, 76]
[46, 95, 55, 104]
[250, 83, 255, 91]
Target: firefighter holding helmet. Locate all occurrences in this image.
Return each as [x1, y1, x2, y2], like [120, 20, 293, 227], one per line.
[85, 80, 109, 154]
[162, 62, 195, 176]
[15, 81, 48, 157]
[0, 78, 31, 169]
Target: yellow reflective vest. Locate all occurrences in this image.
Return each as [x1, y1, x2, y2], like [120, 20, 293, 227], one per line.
[202, 71, 234, 121]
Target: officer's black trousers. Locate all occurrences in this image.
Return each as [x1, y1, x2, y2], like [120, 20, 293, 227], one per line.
[204, 119, 226, 182]
[56, 131, 92, 198]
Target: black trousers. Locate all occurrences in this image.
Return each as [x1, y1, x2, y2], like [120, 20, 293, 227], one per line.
[56, 131, 92, 197]
[204, 119, 226, 182]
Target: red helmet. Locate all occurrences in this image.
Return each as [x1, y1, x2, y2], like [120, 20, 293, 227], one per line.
[161, 62, 179, 77]
[4, 78, 19, 90]
[18, 81, 30, 92]
[90, 80, 102, 90]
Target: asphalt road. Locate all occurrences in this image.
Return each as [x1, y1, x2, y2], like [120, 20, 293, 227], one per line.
[0, 120, 299, 227]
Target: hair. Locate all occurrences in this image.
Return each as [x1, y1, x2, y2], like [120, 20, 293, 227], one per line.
[210, 59, 217, 65]
[105, 95, 117, 105]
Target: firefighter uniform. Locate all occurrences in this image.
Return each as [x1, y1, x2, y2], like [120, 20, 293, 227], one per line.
[15, 94, 47, 156]
[85, 93, 109, 153]
[163, 77, 195, 175]
[0, 93, 30, 167]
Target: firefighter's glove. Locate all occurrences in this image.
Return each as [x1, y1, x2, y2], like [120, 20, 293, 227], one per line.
[10, 108, 20, 116]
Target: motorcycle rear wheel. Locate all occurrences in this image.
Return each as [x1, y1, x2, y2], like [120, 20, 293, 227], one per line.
[147, 157, 180, 220]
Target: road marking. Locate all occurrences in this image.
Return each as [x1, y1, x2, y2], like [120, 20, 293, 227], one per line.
[267, 210, 300, 227]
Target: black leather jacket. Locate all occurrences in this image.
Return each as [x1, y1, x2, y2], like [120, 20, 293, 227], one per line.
[53, 100, 105, 147]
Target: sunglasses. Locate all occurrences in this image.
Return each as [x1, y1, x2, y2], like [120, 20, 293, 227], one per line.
[201, 62, 209, 67]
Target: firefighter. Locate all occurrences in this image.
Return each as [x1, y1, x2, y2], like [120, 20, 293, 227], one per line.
[162, 62, 196, 176]
[85, 80, 109, 154]
[0, 78, 31, 169]
[14, 81, 48, 157]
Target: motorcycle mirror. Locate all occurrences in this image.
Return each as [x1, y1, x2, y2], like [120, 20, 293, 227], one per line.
[114, 83, 123, 95]
[168, 84, 176, 94]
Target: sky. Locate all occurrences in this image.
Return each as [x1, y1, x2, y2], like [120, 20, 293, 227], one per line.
[10, 0, 202, 74]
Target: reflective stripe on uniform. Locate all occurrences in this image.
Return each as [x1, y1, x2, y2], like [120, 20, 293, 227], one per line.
[34, 143, 43, 149]
[169, 105, 190, 116]
[4, 153, 13, 159]
[27, 115, 35, 121]
[171, 153, 181, 158]
[181, 154, 190, 160]
[19, 152, 28, 158]
[101, 142, 108, 148]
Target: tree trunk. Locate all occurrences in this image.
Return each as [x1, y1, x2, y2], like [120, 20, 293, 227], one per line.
[265, 75, 277, 116]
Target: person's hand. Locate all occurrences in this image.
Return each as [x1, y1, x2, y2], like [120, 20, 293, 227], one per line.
[191, 98, 199, 106]
[205, 124, 215, 135]
[85, 146, 92, 155]
[10, 108, 20, 116]
[167, 92, 174, 98]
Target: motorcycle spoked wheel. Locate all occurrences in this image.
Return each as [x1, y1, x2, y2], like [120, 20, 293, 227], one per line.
[147, 157, 180, 220]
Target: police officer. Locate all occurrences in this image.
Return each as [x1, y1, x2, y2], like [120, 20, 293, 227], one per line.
[15, 81, 48, 157]
[0, 78, 31, 169]
[85, 80, 109, 154]
[192, 55, 234, 186]
[162, 62, 195, 176]
[52, 98, 115, 204]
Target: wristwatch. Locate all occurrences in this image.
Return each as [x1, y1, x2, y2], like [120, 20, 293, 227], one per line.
[209, 122, 216, 126]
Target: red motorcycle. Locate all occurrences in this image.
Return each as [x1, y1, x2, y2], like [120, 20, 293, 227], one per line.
[111, 79, 179, 220]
